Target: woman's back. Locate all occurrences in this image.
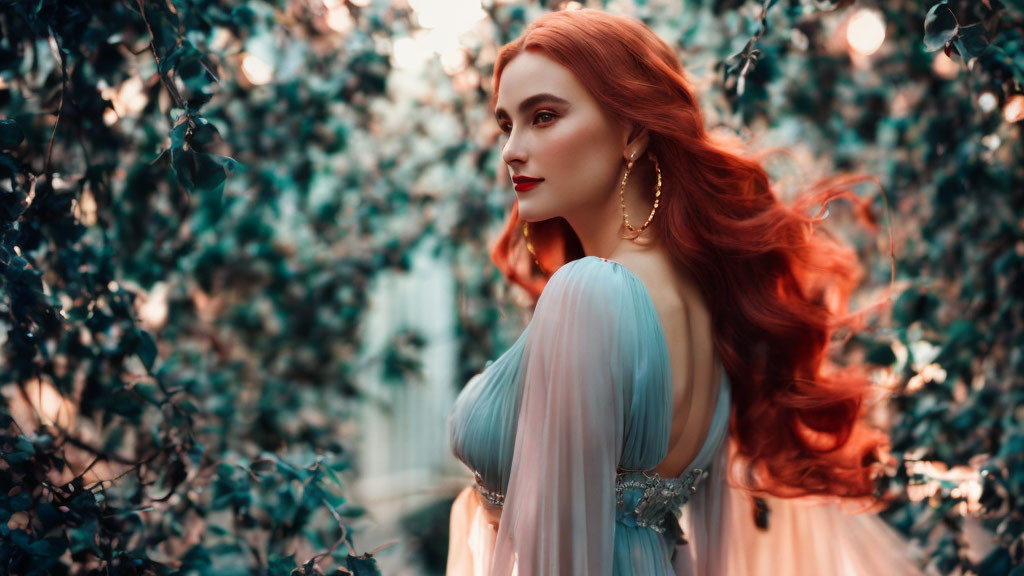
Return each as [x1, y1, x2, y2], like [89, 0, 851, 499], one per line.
[607, 248, 723, 479]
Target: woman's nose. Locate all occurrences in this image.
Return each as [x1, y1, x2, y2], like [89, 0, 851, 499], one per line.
[501, 131, 527, 166]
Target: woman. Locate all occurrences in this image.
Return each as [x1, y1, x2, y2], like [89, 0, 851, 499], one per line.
[447, 8, 926, 575]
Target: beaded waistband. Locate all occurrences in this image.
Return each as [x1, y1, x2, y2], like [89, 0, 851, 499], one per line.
[473, 470, 506, 507]
[470, 465, 710, 535]
[614, 466, 706, 534]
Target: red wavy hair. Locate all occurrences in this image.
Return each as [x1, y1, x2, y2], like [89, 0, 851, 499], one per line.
[488, 9, 895, 502]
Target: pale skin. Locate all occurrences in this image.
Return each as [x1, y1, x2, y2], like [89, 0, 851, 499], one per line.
[485, 50, 723, 526]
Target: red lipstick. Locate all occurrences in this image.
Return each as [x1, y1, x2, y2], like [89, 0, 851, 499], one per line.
[513, 175, 543, 192]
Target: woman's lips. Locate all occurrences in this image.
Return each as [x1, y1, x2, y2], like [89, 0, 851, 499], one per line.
[514, 181, 542, 192]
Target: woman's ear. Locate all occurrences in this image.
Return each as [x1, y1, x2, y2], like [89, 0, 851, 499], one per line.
[622, 123, 650, 162]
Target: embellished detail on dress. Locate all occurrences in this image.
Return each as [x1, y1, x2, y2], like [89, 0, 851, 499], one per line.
[473, 470, 505, 507]
[614, 467, 707, 534]
[467, 464, 711, 537]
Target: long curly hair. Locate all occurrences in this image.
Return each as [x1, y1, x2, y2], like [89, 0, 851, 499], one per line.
[488, 8, 895, 501]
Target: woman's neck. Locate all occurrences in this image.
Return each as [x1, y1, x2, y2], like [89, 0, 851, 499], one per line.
[567, 158, 660, 259]
[567, 206, 661, 261]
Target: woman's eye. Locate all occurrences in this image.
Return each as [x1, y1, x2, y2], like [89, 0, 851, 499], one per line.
[535, 112, 556, 124]
[498, 112, 556, 133]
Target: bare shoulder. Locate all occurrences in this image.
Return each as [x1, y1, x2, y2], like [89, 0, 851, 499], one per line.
[607, 250, 698, 312]
[607, 250, 669, 283]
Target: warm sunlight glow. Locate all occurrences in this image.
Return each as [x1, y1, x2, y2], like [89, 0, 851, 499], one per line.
[324, 0, 354, 34]
[74, 183, 98, 226]
[137, 281, 170, 331]
[409, 0, 485, 32]
[9, 378, 78, 430]
[1003, 94, 1024, 123]
[932, 52, 960, 79]
[846, 9, 886, 56]
[100, 77, 148, 120]
[440, 46, 468, 75]
[392, 33, 433, 70]
[103, 108, 119, 126]
[241, 52, 274, 85]
[906, 362, 947, 393]
[398, 0, 486, 74]
[452, 67, 480, 95]
[906, 461, 984, 515]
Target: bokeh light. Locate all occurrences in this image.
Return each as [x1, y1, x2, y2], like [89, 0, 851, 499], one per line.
[1004, 93, 1024, 123]
[395, 0, 487, 75]
[325, 0, 354, 33]
[847, 8, 886, 56]
[932, 52, 960, 79]
[241, 52, 274, 85]
[978, 89, 999, 113]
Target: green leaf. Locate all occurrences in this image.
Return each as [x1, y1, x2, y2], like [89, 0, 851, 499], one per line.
[136, 329, 158, 371]
[952, 22, 990, 62]
[324, 464, 345, 490]
[865, 342, 897, 366]
[207, 524, 230, 536]
[189, 117, 222, 150]
[28, 536, 68, 558]
[134, 382, 161, 404]
[0, 119, 24, 150]
[170, 147, 240, 201]
[0, 153, 21, 184]
[923, 1, 958, 52]
[69, 518, 100, 555]
[341, 553, 383, 576]
[267, 554, 298, 575]
[15, 436, 36, 455]
[231, 5, 257, 28]
[159, 43, 187, 77]
[104, 424, 126, 453]
[8, 492, 32, 511]
[268, 454, 304, 481]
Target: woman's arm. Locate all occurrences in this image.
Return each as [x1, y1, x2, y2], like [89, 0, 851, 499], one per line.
[447, 485, 504, 576]
[489, 257, 668, 576]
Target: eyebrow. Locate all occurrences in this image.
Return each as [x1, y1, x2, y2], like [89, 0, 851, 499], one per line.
[494, 93, 571, 120]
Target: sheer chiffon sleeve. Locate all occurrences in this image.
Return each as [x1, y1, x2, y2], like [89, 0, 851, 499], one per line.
[489, 257, 670, 576]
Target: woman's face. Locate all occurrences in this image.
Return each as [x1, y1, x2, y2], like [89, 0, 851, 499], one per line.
[494, 50, 631, 223]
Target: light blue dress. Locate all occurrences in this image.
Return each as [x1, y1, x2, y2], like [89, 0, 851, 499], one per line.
[448, 256, 732, 575]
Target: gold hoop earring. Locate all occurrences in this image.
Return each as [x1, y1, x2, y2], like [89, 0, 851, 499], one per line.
[619, 151, 662, 237]
[523, 222, 547, 275]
